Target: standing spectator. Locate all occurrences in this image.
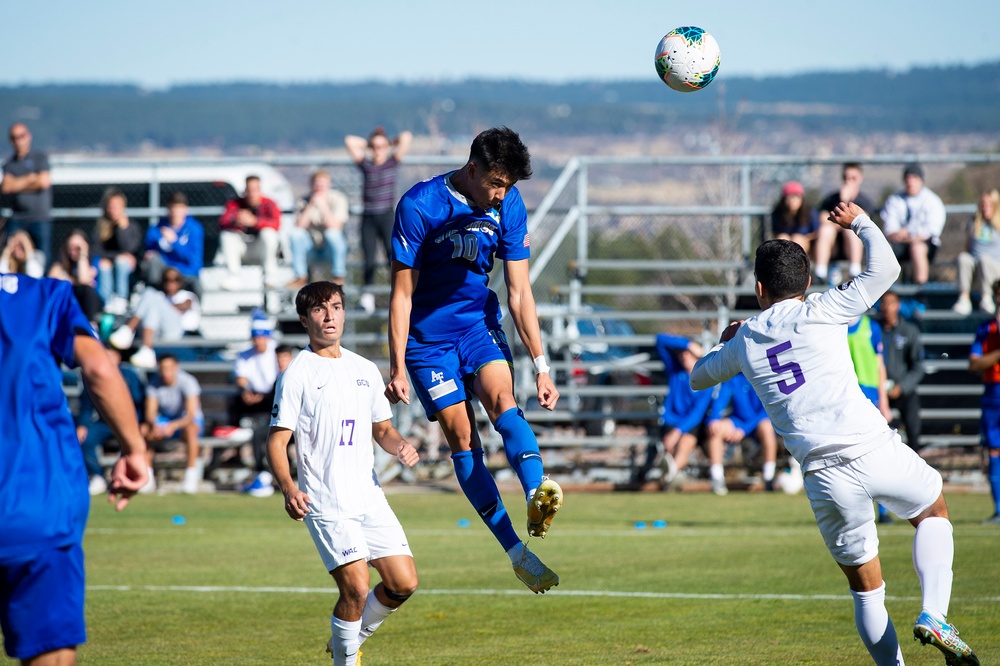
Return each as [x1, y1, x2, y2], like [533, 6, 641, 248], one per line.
[287, 170, 350, 290]
[76, 344, 146, 495]
[770, 181, 817, 254]
[815, 163, 877, 284]
[881, 163, 947, 285]
[141, 353, 204, 494]
[231, 309, 278, 496]
[879, 290, 924, 452]
[952, 189, 1000, 315]
[0, 229, 44, 277]
[218, 175, 282, 290]
[968, 278, 1000, 525]
[0, 273, 147, 665]
[48, 229, 104, 326]
[144, 191, 204, 296]
[2, 122, 53, 266]
[345, 127, 412, 313]
[108, 267, 201, 369]
[92, 187, 143, 315]
[704, 372, 779, 494]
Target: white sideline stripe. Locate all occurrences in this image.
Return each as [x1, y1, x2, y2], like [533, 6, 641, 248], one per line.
[86, 585, 1000, 603]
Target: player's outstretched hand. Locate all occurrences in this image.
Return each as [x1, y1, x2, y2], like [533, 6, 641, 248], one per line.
[828, 201, 866, 229]
[282, 488, 312, 521]
[108, 451, 149, 512]
[396, 440, 419, 467]
[536, 373, 560, 411]
[720, 320, 744, 343]
[385, 374, 410, 405]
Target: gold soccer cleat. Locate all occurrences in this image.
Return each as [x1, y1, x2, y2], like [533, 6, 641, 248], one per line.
[527, 478, 563, 538]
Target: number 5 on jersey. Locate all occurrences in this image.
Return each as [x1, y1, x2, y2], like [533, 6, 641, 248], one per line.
[766, 341, 805, 395]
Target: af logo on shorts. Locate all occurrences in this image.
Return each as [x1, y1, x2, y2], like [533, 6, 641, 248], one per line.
[428, 369, 457, 400]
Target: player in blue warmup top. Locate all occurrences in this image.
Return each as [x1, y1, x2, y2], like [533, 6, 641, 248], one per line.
[385, 127, 562, 594]
[0, 273, 148, 665]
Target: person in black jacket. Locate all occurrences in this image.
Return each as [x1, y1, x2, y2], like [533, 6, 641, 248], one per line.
[879, 290, 924, 451]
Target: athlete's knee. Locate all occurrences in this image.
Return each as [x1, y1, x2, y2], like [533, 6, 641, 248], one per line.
[383, 581, 417, 602]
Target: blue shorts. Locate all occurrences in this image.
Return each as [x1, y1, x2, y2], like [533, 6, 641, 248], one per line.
[0, 543, 86, 659]
[981, 404, 1000, 450]
[406, 322, 513, 420]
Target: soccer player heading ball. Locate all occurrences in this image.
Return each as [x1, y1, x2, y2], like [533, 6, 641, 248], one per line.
[691, 202, 979, 665]
[386, 127, 563, 593]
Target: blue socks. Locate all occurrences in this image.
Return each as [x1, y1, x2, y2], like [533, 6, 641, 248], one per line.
[989, 454, 1000, 515]
[451, 449, 520, 551]
[494, 407, 544, 499]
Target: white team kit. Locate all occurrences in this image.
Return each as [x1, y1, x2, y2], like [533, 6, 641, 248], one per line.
[692, 215, 941, 566]
[271, 346, 412, 571]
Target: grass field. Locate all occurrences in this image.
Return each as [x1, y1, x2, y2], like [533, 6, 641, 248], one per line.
[14, 488, 999, 665]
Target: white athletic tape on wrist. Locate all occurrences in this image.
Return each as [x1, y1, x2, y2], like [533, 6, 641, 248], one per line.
[533, 355, 550, 375]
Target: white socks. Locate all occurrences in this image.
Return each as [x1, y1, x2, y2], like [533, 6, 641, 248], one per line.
[358, 590, 396, 645]
[709, 464, 725, 483]
[506, 541, 526, 564]
[913, 516, 954, 620]
[851, 583, 902, 666]
[762, 461, 776, 483]
[330, 616, 361, 666]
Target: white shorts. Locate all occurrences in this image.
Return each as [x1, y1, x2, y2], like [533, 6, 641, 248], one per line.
[804, 436, 942, 567]
[304, 494, 412, 572]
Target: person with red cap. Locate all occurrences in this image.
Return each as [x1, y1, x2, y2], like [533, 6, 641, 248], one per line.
[771, 181, 818, 254]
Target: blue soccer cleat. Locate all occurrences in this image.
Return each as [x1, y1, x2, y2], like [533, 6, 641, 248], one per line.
[913, 611, 979, 665]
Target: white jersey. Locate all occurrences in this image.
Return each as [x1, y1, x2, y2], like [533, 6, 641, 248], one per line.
[691, 216, 900, 473]
[270, 346, 393, 517]
[235, 339, 278, 394]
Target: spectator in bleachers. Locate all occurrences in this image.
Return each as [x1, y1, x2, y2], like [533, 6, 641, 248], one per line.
[879, 290, 924, 451]
[238, 343, 297, 497]
[952, 189, 1000, 315]
[141, 353, 204, 495]
[0, 229, 44, 277]
[92, 187, 143, 315]
[345, 126, 413, 313]
[75, 344, 146, 496]
[48, 228, 104, 327]
[770, 181, 817, 254]
[218, 175, 281, 290]
[144, 191, 204, 297]
[229, 309, 278, 497]
[108, 267, 201, 369]
[815, 163, 876, 285]
[286, 170, 350, 290]
[632, 334, 712, 488]
[704, 372, 778, 495]
[2, 122, 53, 266]
[967, 278, 1000, 524]
[881, 162, 946, 285]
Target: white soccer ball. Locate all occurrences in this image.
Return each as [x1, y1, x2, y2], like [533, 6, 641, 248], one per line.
[654, 26, 721, 93]
[775, 465, 804, 495]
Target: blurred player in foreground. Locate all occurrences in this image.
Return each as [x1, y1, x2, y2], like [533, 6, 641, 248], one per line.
[385, 127, 562, 593]
[0, 274, 148, 665]
[267, 282, 419, 666]
[691, 203, 979, 665]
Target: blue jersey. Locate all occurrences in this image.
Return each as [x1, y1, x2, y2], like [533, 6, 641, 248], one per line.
[708, 373, 768, 434]
[392, 173, 530, 342]
[0, 275, 95, 559]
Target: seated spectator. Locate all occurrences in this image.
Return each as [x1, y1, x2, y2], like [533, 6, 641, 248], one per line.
[881, 162, 946, 285]
[770, 181, 817, 254]
[286, 170, 350, 290]
[704, 372, 778, 495]
[0, 229, 44, 277]
[92, 187, 143, 314]
[814, 163, 876, 284]
[632, 334, 712, 487]
[141, 353, 204, 494]
[144, 191, 204, 297]
[218, 175, 281, 290]
[952, 189, 1000, 314]
[108, 267, 201, 369]
[48, 228, 104, 325]
[75, 344, 146, 495]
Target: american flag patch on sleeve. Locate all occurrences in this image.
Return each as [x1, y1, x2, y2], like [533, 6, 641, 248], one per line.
[523, 234, 530, 248]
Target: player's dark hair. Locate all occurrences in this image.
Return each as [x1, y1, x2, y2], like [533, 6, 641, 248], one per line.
[469, 127, 532, 181]
[842, 162, 863, 177]
[295, 281, 345, 318]
[158, 352, 178, 364]
[755, 239, 811, 301]
[275, 344, 297, 356]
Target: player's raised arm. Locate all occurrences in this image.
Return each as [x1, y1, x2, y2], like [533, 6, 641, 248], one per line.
[504, 258, 559, 410]
[690, 335, 741, 392]
[824, 202, 901, 312]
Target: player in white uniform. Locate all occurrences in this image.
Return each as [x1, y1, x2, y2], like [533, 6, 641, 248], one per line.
[691, 203, 978, 666]
[267, 281, 420, 666]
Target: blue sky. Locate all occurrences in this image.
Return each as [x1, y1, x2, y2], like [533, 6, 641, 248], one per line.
[2, 0, 999, 87]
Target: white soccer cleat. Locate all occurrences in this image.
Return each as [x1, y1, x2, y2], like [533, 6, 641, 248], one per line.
[512, 544, 559, 594]
[527, 477, 563, 538]
[913, 611, 979, 665]
[130, 345, 157, 369]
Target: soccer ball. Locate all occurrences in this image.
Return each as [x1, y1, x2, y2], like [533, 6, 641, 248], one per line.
[775, 459, 804, 495]
[654, 26, 721, 92]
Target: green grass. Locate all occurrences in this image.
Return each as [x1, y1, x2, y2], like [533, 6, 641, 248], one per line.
[9, 490, 999, 665]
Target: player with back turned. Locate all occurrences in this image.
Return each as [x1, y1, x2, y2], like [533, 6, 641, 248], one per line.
[385, 127, 563, 593]
[691, 202, 978, 665]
